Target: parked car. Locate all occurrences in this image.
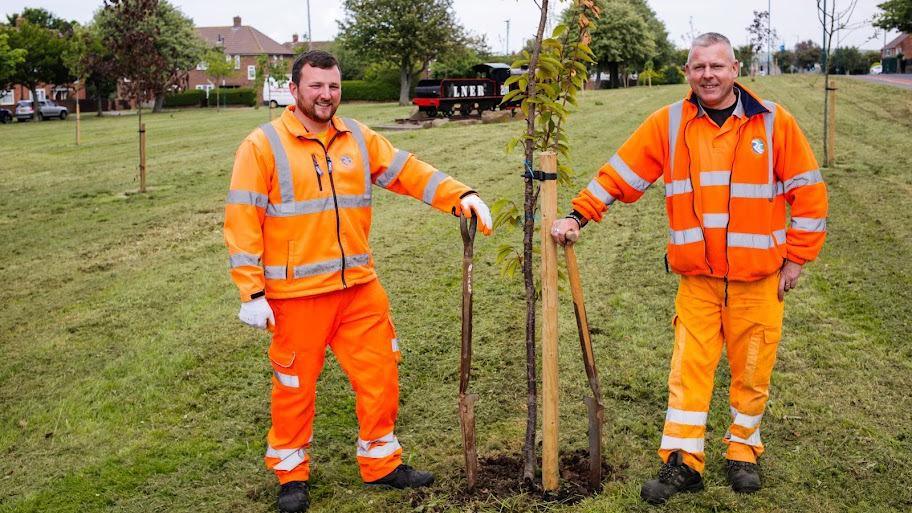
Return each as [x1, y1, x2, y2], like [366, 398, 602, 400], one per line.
[0, 108, 11, 124]
[870, 63, 883, 75]
[15, 99, 68, 121]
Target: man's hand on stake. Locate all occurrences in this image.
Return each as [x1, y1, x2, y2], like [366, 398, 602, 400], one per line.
[551, 217, 581, 246]
[238, 296, 275, 330]
[778, 260, 803, 301]
[459, 194, 493, 236]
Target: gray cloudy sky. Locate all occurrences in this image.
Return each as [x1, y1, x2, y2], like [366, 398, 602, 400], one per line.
[2, 1, 898, 52]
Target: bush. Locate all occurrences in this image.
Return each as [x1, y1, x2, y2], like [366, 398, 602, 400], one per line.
[341, 80, 399, 102]
[164, 89, 205, 107]
[661, 65, 685, 85]
[210, 88, 256, 107]
[639, 69, 665, 85]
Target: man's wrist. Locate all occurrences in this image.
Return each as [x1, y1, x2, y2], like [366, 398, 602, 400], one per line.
[565, 210, 587, 228]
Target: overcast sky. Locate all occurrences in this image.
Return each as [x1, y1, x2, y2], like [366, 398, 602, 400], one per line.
[2, 0, 899, 53]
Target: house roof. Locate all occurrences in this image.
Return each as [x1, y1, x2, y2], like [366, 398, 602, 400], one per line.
[282, 40, 333, 53]
[884, 33, 909, 50]
[196, 24, 294, 56]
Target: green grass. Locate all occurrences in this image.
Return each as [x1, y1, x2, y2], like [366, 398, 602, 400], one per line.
[1, 76, 910, 512]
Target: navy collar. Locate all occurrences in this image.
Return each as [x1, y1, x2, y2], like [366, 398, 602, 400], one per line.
[688, 82, 769, 118]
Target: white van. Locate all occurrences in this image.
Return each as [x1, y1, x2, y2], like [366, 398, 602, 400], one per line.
[262, 75, 295, 107]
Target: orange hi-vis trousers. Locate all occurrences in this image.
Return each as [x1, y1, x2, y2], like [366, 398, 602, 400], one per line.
[658, 273, 784, 473]
[264, 279, 403, 483]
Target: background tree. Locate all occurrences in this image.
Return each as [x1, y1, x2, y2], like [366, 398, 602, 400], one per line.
[874, 0, 912, 33]
[627, 0, 676, 69]
[775, 48, 797, 73]
[735, 44, 754, 76]
[817, 0, 859, 166]
[747, 10, 777, 76]
[794, 40, 823, 71]
[0, 31, 27, 88]
[203, 47, 234, 111]
[829, 46, 869, 74]
[2, 10, 74, 120]
[337, 0, 468, 105]
[430, 35, 490, 79]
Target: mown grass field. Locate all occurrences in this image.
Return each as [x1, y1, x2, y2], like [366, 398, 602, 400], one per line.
[1, 75, 910, 513]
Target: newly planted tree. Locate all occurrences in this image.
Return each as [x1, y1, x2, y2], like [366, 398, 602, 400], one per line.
[203, 47, 234, 112]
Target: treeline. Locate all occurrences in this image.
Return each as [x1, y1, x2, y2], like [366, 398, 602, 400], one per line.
[771, 40, 880, 75]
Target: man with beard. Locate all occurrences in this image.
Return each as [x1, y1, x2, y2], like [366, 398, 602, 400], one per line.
[550, 33, 827, 504]
[224, 50, 492, 513]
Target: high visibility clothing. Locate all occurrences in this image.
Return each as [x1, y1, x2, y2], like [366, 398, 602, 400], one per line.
[264, 279, 402, 483]
[659, 273, 783, 473]
[571, 83, 828, 281]
[224, 107, 473, 302]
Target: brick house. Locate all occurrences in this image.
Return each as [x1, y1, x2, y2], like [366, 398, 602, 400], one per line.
[189, 16, 295, 97]
[882, 33, 910, 74]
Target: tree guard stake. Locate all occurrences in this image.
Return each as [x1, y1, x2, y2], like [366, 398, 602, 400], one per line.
[459, 214, 479, 490]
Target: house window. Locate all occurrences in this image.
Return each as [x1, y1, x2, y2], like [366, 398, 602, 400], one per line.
[247, 65, 256, 80]
[0, 90, 13, 105]
[234, 55, 241, 70]
[54, 87, 68, 101]
[36, 89, 46, 101]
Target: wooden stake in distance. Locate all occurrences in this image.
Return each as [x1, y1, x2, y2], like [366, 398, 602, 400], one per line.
[826, 79, 836, 167]
[539, 151, 559, 491]
[75, 83, 81, 146]
[139, 122, 147, 193]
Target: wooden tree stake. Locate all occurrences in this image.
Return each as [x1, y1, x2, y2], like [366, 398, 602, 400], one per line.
[76, 86, 81, 146]
[139, 122, 147, 193]
[826, 79, 836, 167]
[539, 151, 559, 491]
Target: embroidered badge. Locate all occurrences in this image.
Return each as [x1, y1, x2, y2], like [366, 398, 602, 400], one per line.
[751, 138, 765, 155]
[340, 154, 354, 168]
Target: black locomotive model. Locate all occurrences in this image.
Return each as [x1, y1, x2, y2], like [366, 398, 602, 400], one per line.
[412, 62, 521, 117]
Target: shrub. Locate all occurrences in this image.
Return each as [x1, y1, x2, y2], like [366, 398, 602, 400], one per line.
[638, 69, 665, 85]
[661, 65, 685, 85]
[210, 88, 256, 107]
[164, 89, 205, 107]
[341, 80, 399, 102]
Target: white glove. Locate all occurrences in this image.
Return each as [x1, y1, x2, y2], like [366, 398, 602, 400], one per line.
[459, 194, 493, 235]
[238, 297, 275, 330]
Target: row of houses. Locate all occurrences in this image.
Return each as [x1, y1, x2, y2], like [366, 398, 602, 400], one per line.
[1, 16, 329, 110]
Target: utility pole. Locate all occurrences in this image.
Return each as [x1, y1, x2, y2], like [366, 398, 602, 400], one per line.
[505, 19, 511, 55]
[307, 0, 312, 51]
[767, 0, 772, 75]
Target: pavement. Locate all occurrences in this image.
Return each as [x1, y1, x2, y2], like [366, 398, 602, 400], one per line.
[848, 73, 912, 90]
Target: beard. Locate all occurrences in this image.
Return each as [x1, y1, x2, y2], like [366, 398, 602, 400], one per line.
[296, 94, 338, 124]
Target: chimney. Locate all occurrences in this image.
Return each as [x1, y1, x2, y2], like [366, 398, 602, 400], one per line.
[233, 16, 241, 28]
[292, 33, 299, 43]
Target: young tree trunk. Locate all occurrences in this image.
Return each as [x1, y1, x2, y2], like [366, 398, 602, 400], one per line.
[608, 62, 621, 89]
[153, 95, 164, 113]
[398, 58, 411, 106]
[30, 87, 40, 121]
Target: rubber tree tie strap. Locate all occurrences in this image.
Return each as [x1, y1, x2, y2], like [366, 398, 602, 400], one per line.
[521, 160, 557, 181]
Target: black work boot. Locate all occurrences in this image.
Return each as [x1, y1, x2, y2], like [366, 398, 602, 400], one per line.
[277, 481, 310, 513]
[640, 451, 704, 505]
[366, 464, 435, 489]
[726, 459, 761, 493]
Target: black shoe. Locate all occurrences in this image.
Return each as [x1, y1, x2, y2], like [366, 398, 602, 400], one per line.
[640, 452, 704, 505]
[277, 481, 309, 513]
[366, 464, 435, 489]
[726, 459, 761, 493]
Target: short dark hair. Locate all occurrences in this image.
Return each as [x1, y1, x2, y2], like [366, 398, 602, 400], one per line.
[291, 50, 340, 85]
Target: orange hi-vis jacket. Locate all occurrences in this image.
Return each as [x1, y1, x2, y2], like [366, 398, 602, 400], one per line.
[571, 83, 828, 282]
[225, 107, 472, 301]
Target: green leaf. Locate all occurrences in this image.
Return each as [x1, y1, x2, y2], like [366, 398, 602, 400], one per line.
[551, 23, 568, 38]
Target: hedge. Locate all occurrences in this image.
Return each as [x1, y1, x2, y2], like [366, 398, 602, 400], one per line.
[341, 80, 399, 102]
[164, 89, 206, 107]
[209, 88, 256, 107]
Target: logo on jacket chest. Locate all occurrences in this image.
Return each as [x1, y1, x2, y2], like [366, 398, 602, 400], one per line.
[750, 138, 765, 155]
[339, 154, 354, 168]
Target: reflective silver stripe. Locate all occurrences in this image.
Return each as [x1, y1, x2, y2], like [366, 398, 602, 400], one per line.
[586, 179, 616, 205]
[229, 253, 260, 268]
[610, 153, 651, 192]
[357, 432, 402, 458]
[341, 117, 372, 202]
[702, 213, 729, 228]
[273, 370, 300, 388]
[728, 232, 781, 249]
[700, 171, 731, 187]
[375, 149, 410, 188]
[266, 446, 307, 471]
[422, 170, 447, 205]
[227, 190, 269, 208]
[669, 227, 704, 245]
[730, 406, 763, 429]
[784, 169, 824, 192]
[665, 408, 707, 426]
[264, 254, 371, 281]
[731, 182, 783, 199]
[665, 179, 693, 197]
[660, 435, 704, 453]
[727, 428, 762, 447]
[391, 338, 399, 352]
[762, 101, 776, 199]
[266, 195, 371, 216]
[773, 229, 786, 244]
[791, 217, 827, 232]
[668, 101, 683, 166]
[260, 123, 295, 205]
